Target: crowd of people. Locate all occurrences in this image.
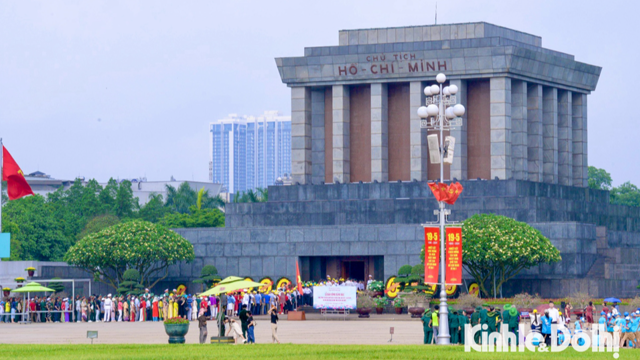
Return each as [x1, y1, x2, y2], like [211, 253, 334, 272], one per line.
[421, 300, 640, 349]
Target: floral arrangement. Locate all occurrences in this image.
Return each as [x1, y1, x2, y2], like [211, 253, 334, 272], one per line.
[15, 277, 25, 282]
[392, 297, 405, 308]
[2, 287, 11, 291]
[164, 317, 189, 325]
[25, 267, 36, 271]
[373, 297, 389, 308]
[367, 280, 385, 292]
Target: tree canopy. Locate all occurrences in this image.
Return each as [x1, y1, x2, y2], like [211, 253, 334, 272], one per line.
[64, 220, 195, 290]
[1, 179, 226, 261]
[588, 166, 612, 191]
[462, 214, 561, 297]
[610, 181, 640, 207]
[588, 166, 640, 207]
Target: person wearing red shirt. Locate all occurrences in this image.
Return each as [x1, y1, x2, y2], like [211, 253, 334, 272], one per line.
[29, 299, 36, 322]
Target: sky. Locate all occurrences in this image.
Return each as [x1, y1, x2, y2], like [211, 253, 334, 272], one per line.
[0, 0, 637, 186]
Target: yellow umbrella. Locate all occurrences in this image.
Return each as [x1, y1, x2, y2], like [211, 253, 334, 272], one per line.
[200, 278, 264, 297]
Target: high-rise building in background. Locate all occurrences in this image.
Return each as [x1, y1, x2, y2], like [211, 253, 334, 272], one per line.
[209, 111, 291, 194]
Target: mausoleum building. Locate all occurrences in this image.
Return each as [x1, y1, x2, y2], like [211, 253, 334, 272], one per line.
[275, 22, 600, 187]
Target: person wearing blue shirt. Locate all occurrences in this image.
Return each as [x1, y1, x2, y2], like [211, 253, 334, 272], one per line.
[255, 293, 262, 316]
[633, 312, 640, 346]
[621, 317, 636, 348]
[542, 310, 552, 346]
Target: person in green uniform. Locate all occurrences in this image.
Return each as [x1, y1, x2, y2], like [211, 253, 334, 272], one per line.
[449, 309, 460, 345]
[503, 304, 512, 333]
[40, 298, 47, 323]
[480, 304, 490, 344]
[421, 308, 433, 344]
[471, 306, 482, 345]
[486, 306, 501, 345]
[459, 310, 469, 345]
[508, 306, 520, 345]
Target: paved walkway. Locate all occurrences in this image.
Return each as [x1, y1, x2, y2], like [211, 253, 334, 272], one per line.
[0, 314, 428, 345]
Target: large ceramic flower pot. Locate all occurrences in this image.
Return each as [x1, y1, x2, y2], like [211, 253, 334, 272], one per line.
[3, 290, 9, 297]
[27, 270, 35, 277]
[408, 307, 425, 318]
[394, 307, 403, 315]
[357, 308, 372, 318]
[375, 307, 384, 314]
[164, 323, 190, 344]
[464, 307, 475, 315]
[372, 291, 384, 298]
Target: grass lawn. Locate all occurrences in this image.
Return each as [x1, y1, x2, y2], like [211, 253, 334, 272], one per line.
[0, 344, 632, 359]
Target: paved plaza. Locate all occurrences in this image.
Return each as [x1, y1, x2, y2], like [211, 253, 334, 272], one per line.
[1, 314, 428, 345]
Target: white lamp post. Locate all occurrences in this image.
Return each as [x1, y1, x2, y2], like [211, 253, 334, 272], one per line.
[417, 73, 465, 345]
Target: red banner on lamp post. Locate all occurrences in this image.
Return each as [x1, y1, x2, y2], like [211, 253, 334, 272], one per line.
[424, 227, 440, 284]
[445, 227, 463, 285]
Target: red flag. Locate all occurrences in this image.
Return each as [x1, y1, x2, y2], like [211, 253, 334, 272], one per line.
[424, 227, 440, 284]
[428, 182, 449, 202]
[443, 182, 464, 205]
[445, 227, 463, 285]
[2, 146, 34, 200]
[296, 261, 303, 295]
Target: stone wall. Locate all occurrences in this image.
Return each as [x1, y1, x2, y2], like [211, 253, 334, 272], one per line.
[226, 180, 640, 232]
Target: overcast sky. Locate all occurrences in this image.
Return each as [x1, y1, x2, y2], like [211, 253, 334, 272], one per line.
[0, 0, 637, 186]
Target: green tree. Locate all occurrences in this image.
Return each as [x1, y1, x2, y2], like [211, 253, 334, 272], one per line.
[233, 189, 267, 203]
[77, 214, 120, 240]
[64, 220, 195, 290]
[588, 166, 613, 191]
[116, 269, 145, 296]
[193, 265, 221, 291]
[48, 277, 65, 293]
[160, 207, 225, 228]
[462, 214, 561, 298]
[1, 195, 71, 261]
[610, 181, 640, 207]
[139, 194, 171, 223]
[165, 182, 197, 214]
[99, 178, 118, 211]
[0, 220, 23, 260]
[114, 180, 137, 218]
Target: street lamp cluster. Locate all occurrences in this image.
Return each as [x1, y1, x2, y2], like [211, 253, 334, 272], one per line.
[416, 73, 465, 345]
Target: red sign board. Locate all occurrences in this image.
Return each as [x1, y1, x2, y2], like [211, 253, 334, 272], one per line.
[424, 227, 440, 284]
[445, 227, 462, 285]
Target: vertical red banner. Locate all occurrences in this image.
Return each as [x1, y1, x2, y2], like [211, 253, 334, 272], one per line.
[424, 227, 440, 284]
[445, 227, 462, 285]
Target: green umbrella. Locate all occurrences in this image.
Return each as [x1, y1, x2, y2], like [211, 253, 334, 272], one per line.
[199, 277, 264, 296]
[217, 276, 245, 285]
[12, 282, 55, 293]
[12, 282, 56, 324]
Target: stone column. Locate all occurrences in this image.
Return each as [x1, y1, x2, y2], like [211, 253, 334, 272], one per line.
[527, 84, 543, 182]
[557, 90, 573, 186]
[511, 80, 528, 180]
[311, 89, 326, 184]
[490, 77, 512, 180]
[371, 83, 389, 182]
[410, 81, 427, 181]
[572, 93, 588, 187]
[543, 87, 558, 184]
[332, 85, 350, 183]
[449, 79, 467, 180]
[291, 87, 312, 184]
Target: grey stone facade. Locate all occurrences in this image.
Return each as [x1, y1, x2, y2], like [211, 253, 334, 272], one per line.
[158, 180, 640, 298]
[276, 22, 600, 187]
